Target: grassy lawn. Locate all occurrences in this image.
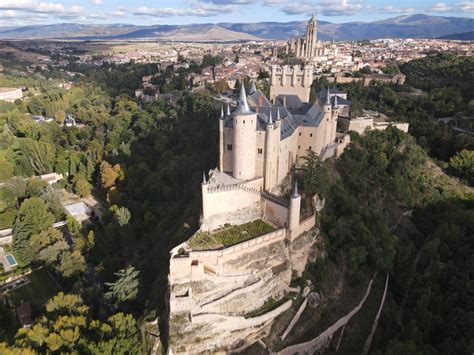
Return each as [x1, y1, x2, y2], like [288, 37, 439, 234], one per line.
[7, 268, 60, 307]
[188, 219, 277, 250]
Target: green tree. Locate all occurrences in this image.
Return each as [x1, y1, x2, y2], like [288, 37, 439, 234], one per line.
[449, 149, 474, 185]
[27, 177, 47, 197]
[105, 266, 140, 307]
[74, 177, 92, 197]
[114, 206, 131, 227]
[13, 197, 55, 264]
[297, 150, 331, 198]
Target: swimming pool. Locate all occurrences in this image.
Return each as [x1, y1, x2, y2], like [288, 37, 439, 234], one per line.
[5, 254, 17, 267]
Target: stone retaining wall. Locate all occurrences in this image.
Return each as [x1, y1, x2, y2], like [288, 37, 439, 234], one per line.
[169, 228, 286, 285]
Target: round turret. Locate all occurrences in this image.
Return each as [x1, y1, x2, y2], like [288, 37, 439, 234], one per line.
[233, 85, 257, 180]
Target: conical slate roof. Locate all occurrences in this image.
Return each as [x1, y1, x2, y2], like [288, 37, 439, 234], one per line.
[325, 87, 331, 105]
[249, 81, 257, 94]
[234, 85, 253, 115]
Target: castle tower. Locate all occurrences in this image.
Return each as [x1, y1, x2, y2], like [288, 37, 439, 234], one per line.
[201, 172, 209, 221]
[270, 65, 313, 103]
[322, 87, 333, 148]
[264, 110, 280, 190]
[330, 95, 340, 144]
[232, 85, 257, 180]
[219, 105, 224, 171]
[288, 181, 301, 233]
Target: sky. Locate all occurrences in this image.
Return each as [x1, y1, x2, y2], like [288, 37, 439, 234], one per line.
[0, 0, 472, 27]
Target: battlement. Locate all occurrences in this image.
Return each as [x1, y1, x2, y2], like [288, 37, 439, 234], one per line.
[271, 65, 313, 75]
[270, 65, 314, 102]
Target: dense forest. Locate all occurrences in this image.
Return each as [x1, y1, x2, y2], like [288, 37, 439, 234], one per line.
[304, 53, 473, 354]
[0, 57, 219, 352]
[0, 50, 472, 353]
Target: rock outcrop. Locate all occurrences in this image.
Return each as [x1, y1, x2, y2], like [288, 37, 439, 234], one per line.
[168, 228, 318, 353]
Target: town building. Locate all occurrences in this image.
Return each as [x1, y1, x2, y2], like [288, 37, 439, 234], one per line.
[0, 87, 22, 102]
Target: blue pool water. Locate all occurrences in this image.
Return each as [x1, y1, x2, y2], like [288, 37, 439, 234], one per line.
[5, 254, 17, 266]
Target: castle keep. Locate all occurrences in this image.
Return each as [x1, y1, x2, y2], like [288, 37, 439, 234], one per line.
[202, 73, 349, 232]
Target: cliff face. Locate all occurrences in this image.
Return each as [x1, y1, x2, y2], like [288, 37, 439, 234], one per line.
[168, 229, 317, 353]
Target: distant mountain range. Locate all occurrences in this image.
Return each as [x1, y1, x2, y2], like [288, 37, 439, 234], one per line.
[0, 14, 472, 41]
[437, 31, 474, 40]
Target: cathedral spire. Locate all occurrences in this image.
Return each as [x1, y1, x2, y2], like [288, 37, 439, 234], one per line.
[276, 107, 281, 121]
[268, 110, 273, 125]
[326, 87, 331, 105]
[220, 104, 224, 119]
[235, 84, 252, 115]
[226, 103, 231, 116]
[334, 95, 339, 108]
[202, 172, 207, 184]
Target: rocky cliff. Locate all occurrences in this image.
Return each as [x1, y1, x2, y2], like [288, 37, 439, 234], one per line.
[167, 229, 317, 353]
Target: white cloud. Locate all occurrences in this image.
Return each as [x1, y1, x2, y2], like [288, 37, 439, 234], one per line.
[133, 3, 236, 17]
[381, 6, 415, 14]
[430, 2, 452, 12]
[456, 1, 474, 12]
[282, 0, 363, 16]
[0, 10, 18, 18]
[263, 0, 284, 6]
[90, 0, 104, 4]
[202, 0, 253, 3]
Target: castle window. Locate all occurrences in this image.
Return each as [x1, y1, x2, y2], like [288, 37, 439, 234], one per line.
[310, 133, 313, 137]
[298, 145, 301, 149]
[309, 146, 312, 150]
[243, 120, 245, 124]
[258, 148, 263, 154]
[299, 132, 301, 136]
[227, 144, 232, 151]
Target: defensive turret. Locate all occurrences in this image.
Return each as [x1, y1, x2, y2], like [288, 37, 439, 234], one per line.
[232, 85, 257, 180]
[289, 180, 301, 233]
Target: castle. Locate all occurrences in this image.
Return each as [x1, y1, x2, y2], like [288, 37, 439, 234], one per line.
[202, 68, 350, 232]
[286, 15, 337, 63]
[166, 63, 410, 352]
[166, 70, 351, 353]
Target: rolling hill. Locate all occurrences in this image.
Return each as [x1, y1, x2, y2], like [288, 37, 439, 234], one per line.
[0, 14, 472, 41]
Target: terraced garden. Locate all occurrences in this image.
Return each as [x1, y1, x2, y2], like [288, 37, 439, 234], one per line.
[188, 219, 277, 250]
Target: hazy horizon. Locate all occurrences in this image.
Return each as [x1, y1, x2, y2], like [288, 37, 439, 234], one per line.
[0, 0, 472, 28]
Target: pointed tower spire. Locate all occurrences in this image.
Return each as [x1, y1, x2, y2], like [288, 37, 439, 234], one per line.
[276, 107, 281, 121]
[220, 104, 224, 119]
[226, 103, 231, 116]
[326, 87, 331, 105]
[334, 95, 339, 108]
[292, 180, 300, 198]
[235, 84, 252, 115]
[268, 109, 273, 125]
[249, 80, 257, 94]
[202, 172, 207, 184]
